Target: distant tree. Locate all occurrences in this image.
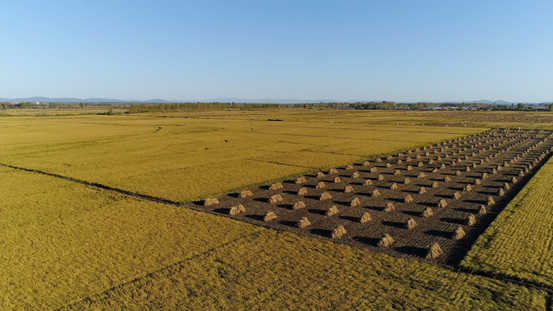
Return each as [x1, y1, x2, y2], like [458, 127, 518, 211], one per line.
[516, 103, 525, 111]
[549, 103, 553, 112]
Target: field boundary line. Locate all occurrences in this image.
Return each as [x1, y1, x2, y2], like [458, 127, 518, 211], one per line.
[55, 229, 265, 310]
[0, 162, 184, 207]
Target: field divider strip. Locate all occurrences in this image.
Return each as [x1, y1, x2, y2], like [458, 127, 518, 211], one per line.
[0, 162, 184, 207]
[56, 228, 266, 311]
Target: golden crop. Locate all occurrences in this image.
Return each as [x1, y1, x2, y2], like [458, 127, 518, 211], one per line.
[2, 109, 550, 310]
[461, 156, 553, 287]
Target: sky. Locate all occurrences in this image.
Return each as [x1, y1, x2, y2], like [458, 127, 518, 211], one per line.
[1, 0, 552, 102]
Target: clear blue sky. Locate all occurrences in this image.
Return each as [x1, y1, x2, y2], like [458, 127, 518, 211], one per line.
[1, 0, 552, 102]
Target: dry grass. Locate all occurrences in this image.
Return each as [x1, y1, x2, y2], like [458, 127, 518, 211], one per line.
[229, 204, 246, 216]
[378, 233, 395, 248]
[331, 225, 347, 239]
[426, 243, 444, 260]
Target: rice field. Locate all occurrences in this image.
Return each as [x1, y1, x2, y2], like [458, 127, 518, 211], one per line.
[461, 154, 553, 287]
[2, 108, 553, 310]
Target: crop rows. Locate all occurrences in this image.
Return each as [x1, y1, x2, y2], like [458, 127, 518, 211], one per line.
[197, 128, 553, 264]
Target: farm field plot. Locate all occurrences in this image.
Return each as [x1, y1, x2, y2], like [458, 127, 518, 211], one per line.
[62, 230, 546, 311]
[0, 166, 261, 310]
[0, 111, 481, 202]
[3, 109, 553, 310]
[1, 152, 545, 310]
[461, 154, 553, 287]
[200, 128, 553, 265]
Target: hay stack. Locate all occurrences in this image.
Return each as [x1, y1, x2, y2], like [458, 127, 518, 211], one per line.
[351, 172, 360, 178]
[331, 225, 347, 239]
[320, 192, 332, 201]
[344, 185, 354, 193]
[376, 158, 382, 162]
[298, 217, 311, 228]
[386, 163, 392, 168]
[360, 212, 372, 223]
[432, 181, 439, 188]
[437, 199, 447, 208]
[416, 154, 422, 159]
[362, 161, 371, 166]
[204, 198, 220, 207]
[419, 187, 427, 194]
[407, 165, 413, 171]
[491, 168, 498, 174]
[429, 159, 435, 164]
[370, 167, 378, 173]
[334, 177, 342, 183]
[487, 196, 495, 206]
[297, 187, 308, 196]
[269, 182, 283, 190]
[326, 205, 339, 216]
[295, 176, 307, 184]
[511, 177, 518, 183]
[293, 201, 306, 210]
[350, 197, 361, 207]
[346, 164, 354, 170]
[316, 181, 326, 189]
[378, 174, 385, 181]
[418, 162, 424, 167]
[422, 207, 434, 218]
[263, 211, 277, 222]
[363, 179, 373, 186]
[406, 157, 412, 162]
[316, 172, 325, 178]
[268, 194, 283, 204]
[497, 188, 505, 196]
[466, 214, 476, 226]
[229, 204, 246, 216]
[444, 176, 451, 182]
[455, 170, 462, 176]
[453, 192, 461, 200]
[239, 190, 253, 198]
[405, 218, 417, 229]
[503, 183, 510, 190]
[474, 178, 482, 185]
[463, 184, 472, 192]
[453, 226, 466, 240]
[440, 164, 446, 169]
[390, 183, 398, 190]
[397, 160, 403, 165]
[384, 202, 395, 212]
[372, 189, 381, 197]
[465, 166, 471, 172]
[472, 163, 477, 168]
[329, 168, 339, 175]
[394, 169, 402, 175]
[387, 155, 393, 160]
[404, 194, 413, 203]
[426, 243, 444, 259]
[378, 233, 395, 248]
[404, 178, 411, 185]
[478, 205, 487, 215]
[481, 173, 489, 179]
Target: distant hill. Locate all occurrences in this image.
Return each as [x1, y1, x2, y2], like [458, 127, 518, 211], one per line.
[0, 97, 550, 104]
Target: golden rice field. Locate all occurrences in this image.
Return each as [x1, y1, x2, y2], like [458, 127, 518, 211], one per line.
[461, 155, 553, 287]
[2, 108, 553, 310]
[0, 167, 546, 310]
[0, 110, 482, 202]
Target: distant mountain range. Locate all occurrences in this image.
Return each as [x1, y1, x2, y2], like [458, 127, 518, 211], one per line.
[0, 97, 550, 105]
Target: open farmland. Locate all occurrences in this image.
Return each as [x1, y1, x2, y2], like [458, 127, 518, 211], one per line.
[0, 110, 482, 202]
[461, 155, 553, 287]
[198, 128, 553, 265]
[2, 109, 553, 310]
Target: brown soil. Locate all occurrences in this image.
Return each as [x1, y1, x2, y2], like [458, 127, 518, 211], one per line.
[195, 129, 553, 266]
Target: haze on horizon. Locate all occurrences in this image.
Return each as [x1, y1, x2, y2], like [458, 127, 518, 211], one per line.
[1, 1, 552, 103]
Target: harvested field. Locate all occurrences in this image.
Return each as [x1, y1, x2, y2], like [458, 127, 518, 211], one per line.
[200, 128, 553, 264]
